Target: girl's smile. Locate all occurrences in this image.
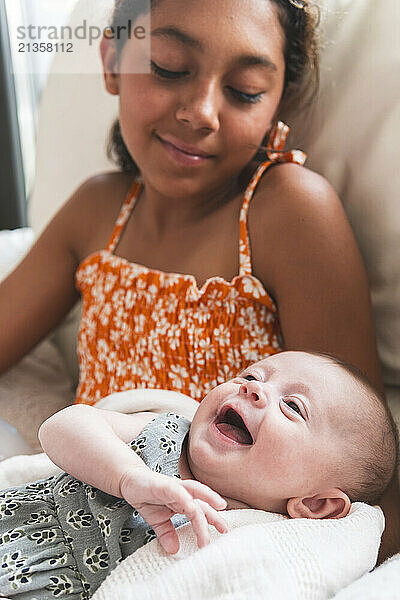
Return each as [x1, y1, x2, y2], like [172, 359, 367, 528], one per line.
[103, 0, 286, 203]
[155, 132, 216, 167]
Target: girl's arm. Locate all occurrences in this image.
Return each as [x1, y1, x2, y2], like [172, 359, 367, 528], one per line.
[39, 405, 227, 553]
[0, 173, 126, 376]
[251, 163, 384, 393]
[0, 205, 79, 375]
[0, 178, 100, 376]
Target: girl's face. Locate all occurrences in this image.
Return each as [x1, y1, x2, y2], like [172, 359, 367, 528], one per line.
[104, 0, 286, 199]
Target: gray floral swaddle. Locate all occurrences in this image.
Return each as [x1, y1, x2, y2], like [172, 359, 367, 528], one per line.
[0, 413, 190, 599]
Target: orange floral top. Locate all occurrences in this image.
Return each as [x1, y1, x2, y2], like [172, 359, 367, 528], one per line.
[75, 122, 306, 405]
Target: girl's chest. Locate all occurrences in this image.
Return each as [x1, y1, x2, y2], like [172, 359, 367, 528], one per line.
[114, 202, 243, 290]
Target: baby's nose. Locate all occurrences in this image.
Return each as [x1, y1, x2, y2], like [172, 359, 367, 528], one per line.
[239, 382, 266, 406]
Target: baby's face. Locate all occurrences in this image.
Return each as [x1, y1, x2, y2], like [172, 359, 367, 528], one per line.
[187, 351, 354, 513]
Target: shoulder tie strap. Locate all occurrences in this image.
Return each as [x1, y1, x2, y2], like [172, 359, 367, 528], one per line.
[106, 178, 143, 253]
[239, 121, 306, 276]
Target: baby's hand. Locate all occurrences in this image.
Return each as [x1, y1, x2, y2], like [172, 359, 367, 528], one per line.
[119, 468, 228, 554]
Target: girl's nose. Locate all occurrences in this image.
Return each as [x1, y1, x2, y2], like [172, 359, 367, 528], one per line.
[176, 79, 221, 132]
[239, 382, 267, 408]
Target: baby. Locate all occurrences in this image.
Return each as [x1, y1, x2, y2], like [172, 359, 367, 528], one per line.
[0, 351, 397, 598]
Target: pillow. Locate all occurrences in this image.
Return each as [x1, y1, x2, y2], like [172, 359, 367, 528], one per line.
[0, 337, 74, 452]
[0, 419, 33, 460]
[29, 0, 118, 234]
[0, 228, 34, 283]
[290, 0, 400, 391]
[333, 554, 400, 600]
[29, 0, 117, 386]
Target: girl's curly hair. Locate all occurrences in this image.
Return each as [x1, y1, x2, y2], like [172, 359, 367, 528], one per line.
[106, 0, 320, 173]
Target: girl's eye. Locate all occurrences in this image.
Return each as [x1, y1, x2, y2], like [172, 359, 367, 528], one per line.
[151, 61, 189, 80]
[228, 87, 264, 105]
[243, 374, 258, 381]
[151, 61, 263, 104]
[283, 398, 304, 419]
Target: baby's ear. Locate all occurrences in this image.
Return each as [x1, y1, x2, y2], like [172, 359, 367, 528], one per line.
[286, 489, 351, 520]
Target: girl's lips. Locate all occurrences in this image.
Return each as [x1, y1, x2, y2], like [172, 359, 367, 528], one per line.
[156, 134, 214, 167]
[158, 133, 214, 157]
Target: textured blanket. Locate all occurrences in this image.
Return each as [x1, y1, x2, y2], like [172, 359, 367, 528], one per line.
[0, 389, 387, 599]
[92, 502, 382, 600]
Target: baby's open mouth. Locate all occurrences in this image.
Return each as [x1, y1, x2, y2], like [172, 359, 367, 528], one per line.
[215, 408, 253, 445]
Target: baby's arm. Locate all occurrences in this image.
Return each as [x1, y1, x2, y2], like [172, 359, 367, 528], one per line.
[39, 406, 227, 553]
[39, 406, 156, 495]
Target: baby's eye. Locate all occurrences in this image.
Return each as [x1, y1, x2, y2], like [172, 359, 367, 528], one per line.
[243, 374, 258, 381]
[283, 397, 304, 419]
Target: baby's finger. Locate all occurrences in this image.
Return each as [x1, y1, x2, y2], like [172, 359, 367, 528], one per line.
[195, 499, 229, 534]
[185, 498, 211, 548]
[152, 476, 198, 510]
[137, 504, 175, 522]
[180, 480, 227, 510]
[152, 519, 180, 554]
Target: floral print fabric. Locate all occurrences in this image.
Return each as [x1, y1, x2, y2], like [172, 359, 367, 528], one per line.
[75, 122, 306, 405]
[0, 413, 190, 598]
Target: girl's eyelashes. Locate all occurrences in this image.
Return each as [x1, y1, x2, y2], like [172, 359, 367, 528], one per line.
[227, 88, 264, 105]
[282, 397, 305, 420]
[151, 60, 189, 80]
[150, 61, 264, 105]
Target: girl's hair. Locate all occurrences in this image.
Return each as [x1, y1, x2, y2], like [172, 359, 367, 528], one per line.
[106, 0, 320, 174]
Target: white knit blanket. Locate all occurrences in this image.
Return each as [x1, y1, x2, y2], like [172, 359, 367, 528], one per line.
[0, 389, 389, 599]
[92, 503, 383, 600]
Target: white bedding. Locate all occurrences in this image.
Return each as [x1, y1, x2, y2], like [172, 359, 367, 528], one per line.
[92, 502, 383, 600]
[333, 554, 400, 600]
[0, 389, 391, 600]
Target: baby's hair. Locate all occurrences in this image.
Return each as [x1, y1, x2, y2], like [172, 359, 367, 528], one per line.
[309, 351, 399, 505]
[106, 0, 320, 173]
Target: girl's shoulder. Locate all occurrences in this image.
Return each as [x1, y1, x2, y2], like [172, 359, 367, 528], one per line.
[254, 162, 340, 214]
[250, 161, 345, 236]
[248, 162, 353, 293]
[64, 171, 136, 263]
